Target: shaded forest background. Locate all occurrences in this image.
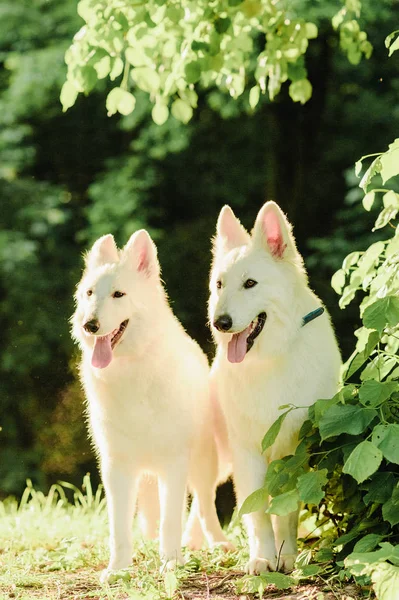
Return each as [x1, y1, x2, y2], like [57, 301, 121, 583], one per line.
[0, 0, 398, 498]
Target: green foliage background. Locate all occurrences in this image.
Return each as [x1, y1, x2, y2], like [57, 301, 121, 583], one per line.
[0, 0, 398, 536]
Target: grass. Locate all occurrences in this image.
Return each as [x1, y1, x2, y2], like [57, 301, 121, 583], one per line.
[0, 476, 369, 600]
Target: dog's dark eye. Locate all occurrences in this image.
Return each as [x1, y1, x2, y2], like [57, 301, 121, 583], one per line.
[87, 289, 93, 297]
[112, 291, 125, 298]
[244, 279, 258, 289]
[216, 280, 222, 290]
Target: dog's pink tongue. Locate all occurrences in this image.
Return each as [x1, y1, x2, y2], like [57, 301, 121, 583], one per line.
[227, 326, 251, 364]
[92, 335, 113, 369]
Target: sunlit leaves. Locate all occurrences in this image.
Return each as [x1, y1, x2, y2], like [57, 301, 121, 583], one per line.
[385, 30, 399, 56]
[131, 67, 161, 94]
[372, 424, 399, 464]
[289, 79, 312, 104]
[342, 441, 383, 483]
[239, 486, 268, 517]
[359, 380, 397, 408]
[151, 101, 169, 126]
[171, 98, 193, 124]
[106, 88, 136, 116]
[63, 0, 373, 122]
[319, 404, 377, 441]
[60, 81, 78, 112]
[380, 140, 399, 185]
[261, 409, 292, 452]
[297, 469, 328, 504]
[363, 296, 399, 333]
[267, 489, 299, 516]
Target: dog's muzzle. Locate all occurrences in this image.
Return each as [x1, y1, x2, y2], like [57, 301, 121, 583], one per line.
[213, 314, 233, 332]
[84, 319, 100, 334]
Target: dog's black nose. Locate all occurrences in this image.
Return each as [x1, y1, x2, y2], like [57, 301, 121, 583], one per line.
[213, 314, 233, 332]
[83, 319, 100, 334]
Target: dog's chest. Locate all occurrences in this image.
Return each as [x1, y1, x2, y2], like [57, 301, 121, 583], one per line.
[218, 359, 303, 446]
[82, 355, 198, 462]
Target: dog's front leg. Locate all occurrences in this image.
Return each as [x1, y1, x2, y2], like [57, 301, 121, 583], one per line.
[233, 447, 276, 574]
[272, 510, 299, 572]
[158, 457, 188, 570]
[101, 459, 138, 580]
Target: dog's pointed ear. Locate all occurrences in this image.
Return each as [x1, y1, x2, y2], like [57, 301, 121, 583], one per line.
[252, 201, 298, 260]
[214, 205, 250, 255]
[85, 234, 119, 268]
[123, 229, 160, 277]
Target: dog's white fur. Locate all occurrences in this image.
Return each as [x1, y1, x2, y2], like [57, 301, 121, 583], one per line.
[209, 202, 341, 574]
[72, 230, 230, 579]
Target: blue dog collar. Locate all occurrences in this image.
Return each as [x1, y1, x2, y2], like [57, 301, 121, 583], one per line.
[302, 307, 324, 327]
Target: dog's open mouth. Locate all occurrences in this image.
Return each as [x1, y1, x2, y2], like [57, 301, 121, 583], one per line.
[91, 319, 129, 369]
[111, 319, 129, 349]
[227, 312, 267, 364]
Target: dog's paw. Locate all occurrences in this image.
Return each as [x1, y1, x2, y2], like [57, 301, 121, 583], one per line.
[160, 554, 185, 572]
[278, 553, 297, 573]
[182, 535, 203, 551]
[100, 568, 131, 584]
[211, 540, 236, 553]
[245, 557, 277, 574]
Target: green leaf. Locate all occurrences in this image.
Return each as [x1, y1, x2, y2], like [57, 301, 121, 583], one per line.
[305, 22, 318, 39]
[315, 548, 334, 562]
[380, 147, 399, 184]
[164, 570, 178, 598]
[110, 57, 124, 81]
[106, 88, 136, 116]
[359, 380, 397, 408]
[361, 355, 396, 382]
[249, 85, 260, 110]
[267, 489, 299, 516]
[364, 472, 396, 505]
[373, 206, 398, 230]
[60, 81, 78, 112]
[342, 441, 383, 483]
[228, 0, 243, 5]
[388, 35, 399, 56]
[165, 5, 184, 23]
[94, 55, 111, 79]
[359, 157, 381, 192]
[385, 30, 399, 50]
[297, 469, 328, 504]
[353, 534, 384, 553]
[372, 423, 399, 464]
[362, 191, 375, 211]
[383, 497, 399, 527]
[171, 99, 193, 124]
[319, 405, 377, 441]
[261, 410, 291, 452]
[331, 268, 346, 294]
[261, 572, 294, 590]
[125, 47, 151, 67]
[342, 330, 380, 380]
[264, 453, 307, 497]
[184, 62, 202, 84]
[296, 564, 322, 577]
[239, 486, 268, 517]
[152, 102, 169, 126]
[289, 79, 312, 104]
[214, 17, 231, 34]
[131, 67, 161, 94]
[372, 563, 399, 600]
[363, 296, 399, 333]
[346, 542, 399, 568]
[342, 250, 361, 270]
